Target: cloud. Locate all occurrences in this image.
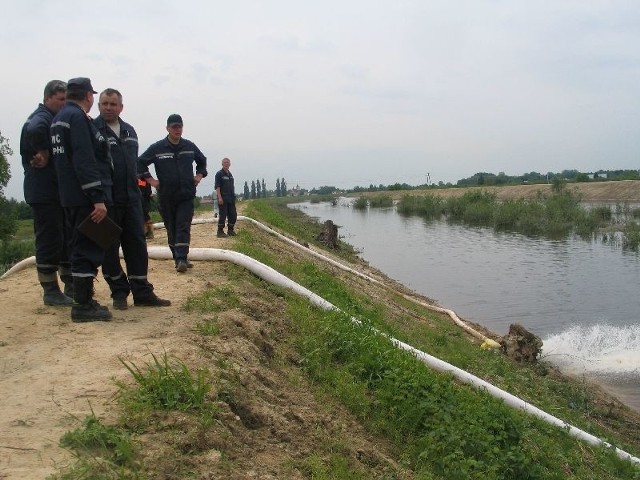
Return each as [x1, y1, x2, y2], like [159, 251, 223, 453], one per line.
[2, 1, 640, 200]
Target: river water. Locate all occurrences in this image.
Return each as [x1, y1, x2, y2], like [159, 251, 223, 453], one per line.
[291, 200, 640, 410]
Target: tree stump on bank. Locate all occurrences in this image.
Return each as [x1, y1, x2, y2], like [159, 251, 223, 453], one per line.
[501, 323, 543, 363]
[316, 220, 339, 249]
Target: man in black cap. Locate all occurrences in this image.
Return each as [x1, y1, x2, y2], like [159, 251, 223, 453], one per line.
[20, 80, 74, 306]
[51, 77, 113, 322]
[138, 114, 207, 273]
[94, 88, 171, 310]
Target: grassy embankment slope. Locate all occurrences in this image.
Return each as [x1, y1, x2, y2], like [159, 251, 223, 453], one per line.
[237, 199, 640, 478]
[42, 187, 640, 479]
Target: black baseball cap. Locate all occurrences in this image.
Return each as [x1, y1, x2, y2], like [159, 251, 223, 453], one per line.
[67, 77, 97, 94]
[167, 114, 183, 126]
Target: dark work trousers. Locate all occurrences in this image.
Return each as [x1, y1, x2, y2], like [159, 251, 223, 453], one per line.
[140, 187, 151, 222]
[218, 201, 237, 229]
[102, 200, 154, 301]
[31, 203, 71, 282]
[65, 206, 106, 280]
[159, 194, 194, 264]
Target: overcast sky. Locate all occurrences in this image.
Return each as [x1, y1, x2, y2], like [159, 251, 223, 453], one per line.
[2, 1, 640, 200]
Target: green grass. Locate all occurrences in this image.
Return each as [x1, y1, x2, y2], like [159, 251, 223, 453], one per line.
[623, 221, 640, 251]
[148, 211, 163, 223]
[183, 284, 240, 313]
[0, 218, 35, 274]
[50, 198, 640, 478]
[0, 238, 34, 274]
[49, 410, 139, 479]
[194, 317, 221, 336]
[244, 198, 360, 261]
[238, 199, 640, 479]
[282, 297, 638, 479]
[118, 351, 212, 413]
[352, 197, 368, 210]
[52, 351, 218, 479]
[293, 453, 371, 479]
[396, 193, 444, 219]
[396, 189, 617, 241]
[246, 198, 318, 243]
[368, 194, 393, 208]
[13, 219, 35, 240]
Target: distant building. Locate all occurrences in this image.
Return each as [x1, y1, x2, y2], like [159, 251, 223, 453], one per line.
[289, 185, 309, 196]
[587, 173, 608, 180]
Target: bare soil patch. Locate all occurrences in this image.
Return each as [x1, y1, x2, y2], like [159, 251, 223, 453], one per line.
[0, 221, 219, 478]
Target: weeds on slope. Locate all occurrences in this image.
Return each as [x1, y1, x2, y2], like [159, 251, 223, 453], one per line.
[240, 198, 640, 479]
[49, 199, 640, 479]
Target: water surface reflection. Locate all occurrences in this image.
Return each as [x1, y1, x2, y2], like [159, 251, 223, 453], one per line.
[291, 200, 640, 409]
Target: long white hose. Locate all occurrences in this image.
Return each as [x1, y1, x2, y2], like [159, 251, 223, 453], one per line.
[145, 245, 640, 464]
[1, 255, 36, 278]
[2, 219, 638, 463]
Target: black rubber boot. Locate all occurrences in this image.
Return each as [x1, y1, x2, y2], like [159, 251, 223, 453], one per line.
[71, 303, 113, 322]
[134, 293, 172, 307]
[60, 274, 74, 299]
[217, 227, 227, 238]
[227, 226, 237, 236]
[41, 281, 74, 306]
[71, 277, 112, 322]
[176, 260, 188, 273]
[112, 296, 128, 310]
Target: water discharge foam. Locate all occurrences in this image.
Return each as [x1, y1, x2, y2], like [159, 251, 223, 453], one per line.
[543, 324, 640, 375]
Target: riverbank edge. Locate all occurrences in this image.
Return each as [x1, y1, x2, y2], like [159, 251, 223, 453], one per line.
[337, 182, 640, 413]
[248, 198, 640, 451]
[352, 179, 640, 203]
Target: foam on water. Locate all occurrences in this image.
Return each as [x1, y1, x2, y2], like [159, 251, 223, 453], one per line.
[542, 324, 640, 375]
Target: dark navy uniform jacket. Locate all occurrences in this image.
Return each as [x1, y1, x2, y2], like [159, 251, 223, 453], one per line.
[51, 102, 113, 207]
[93, 115, 141, 206]
[214, 168, 235, 202]
[138, 137, 207, 202]
[20, 104, 59, 204]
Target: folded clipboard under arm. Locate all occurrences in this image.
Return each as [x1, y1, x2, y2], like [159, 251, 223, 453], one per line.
[77, 214, 122, 249]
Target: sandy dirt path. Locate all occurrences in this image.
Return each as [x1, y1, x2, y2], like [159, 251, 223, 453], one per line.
[0, 218, 225, 479]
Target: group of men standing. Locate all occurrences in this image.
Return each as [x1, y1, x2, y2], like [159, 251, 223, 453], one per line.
[20, 77, 237, 323]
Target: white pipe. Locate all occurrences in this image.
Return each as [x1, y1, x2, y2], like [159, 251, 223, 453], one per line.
[5, 216, 497, 347]
[4, 224, 638, 463]
[183, 215, 501, 348]
[1, 255, 36, 279]
[146, 245, 640, 464]
[146, 246, 335, 310]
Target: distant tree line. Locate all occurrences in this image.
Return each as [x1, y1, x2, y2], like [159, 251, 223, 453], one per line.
[243, 168, 640, 199]
[337, 169, 640, 194]
[244, 179, 267, 199]
[242, 178, 290, 199]
[2, 134, 640, 240]
[455, 169, 640, 187]
[0, 131, 34, 271]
